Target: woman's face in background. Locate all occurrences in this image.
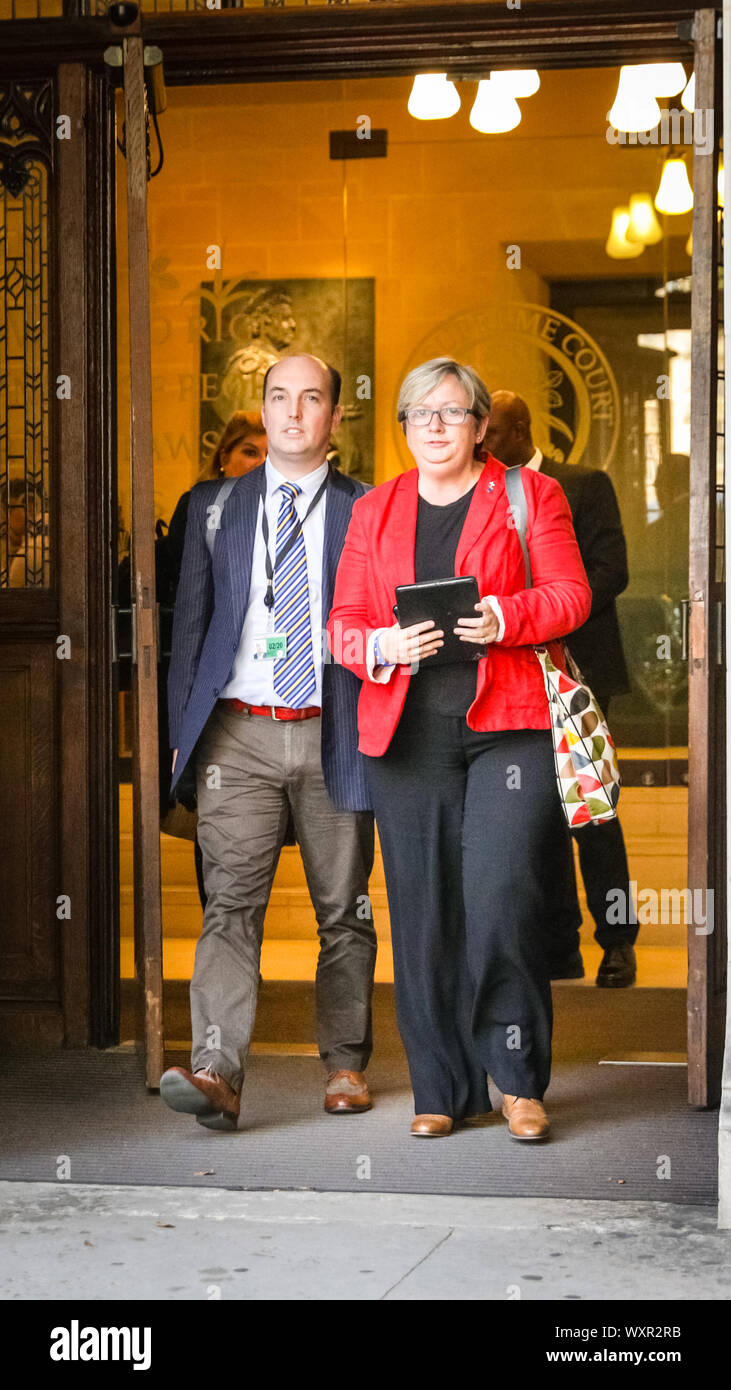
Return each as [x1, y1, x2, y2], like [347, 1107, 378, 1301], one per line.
[221, 433, 268, 476]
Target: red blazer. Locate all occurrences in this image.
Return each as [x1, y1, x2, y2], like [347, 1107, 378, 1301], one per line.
[327, 456, 593, 757]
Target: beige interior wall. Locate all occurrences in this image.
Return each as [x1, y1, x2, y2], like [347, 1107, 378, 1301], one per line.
[115, 68, 691, 531]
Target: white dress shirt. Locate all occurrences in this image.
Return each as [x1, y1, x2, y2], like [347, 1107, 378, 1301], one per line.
[525, 446, 543, 471]
[221, 456, 328, 706]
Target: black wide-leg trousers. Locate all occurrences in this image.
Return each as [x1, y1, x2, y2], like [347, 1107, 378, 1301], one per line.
[365, 701, 566, 1119]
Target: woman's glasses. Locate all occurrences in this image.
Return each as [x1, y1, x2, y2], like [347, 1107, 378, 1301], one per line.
[399, 406, 478, 428]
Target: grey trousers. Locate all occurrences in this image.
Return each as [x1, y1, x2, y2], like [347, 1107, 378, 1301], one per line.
[191, 705, 376, 1090]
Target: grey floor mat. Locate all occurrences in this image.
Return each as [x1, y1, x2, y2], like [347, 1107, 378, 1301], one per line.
[0, 987, 717, 1203]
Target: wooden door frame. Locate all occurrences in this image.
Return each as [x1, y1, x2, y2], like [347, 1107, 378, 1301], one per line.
[0, 1, 702, 80]
[687, 8, 726, 1108]
[2, 0, 723, 1067]
[55, 62, 119, 1049]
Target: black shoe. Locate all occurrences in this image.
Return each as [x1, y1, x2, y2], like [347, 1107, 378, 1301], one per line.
[549, 950, 585, 980]
[596, 943, 636, 988]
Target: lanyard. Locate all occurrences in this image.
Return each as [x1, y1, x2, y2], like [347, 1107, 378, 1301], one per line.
[260, 470, 328, 611]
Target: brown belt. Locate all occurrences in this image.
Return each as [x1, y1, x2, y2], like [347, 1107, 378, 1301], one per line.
[218, 698, 321, 722]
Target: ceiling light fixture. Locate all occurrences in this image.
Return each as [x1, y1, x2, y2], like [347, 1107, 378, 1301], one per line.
[633, 62, 687, 96]
[626, 192, 664, 245]
[407, 74, 461, 120]
[469, 79, 522, 134]
[489, 69, 540, 98]
[681, 73, 695, 112]
[654, 157, 694, 214]
[605, 206, 645, 259]
[608, 66, 662, 133]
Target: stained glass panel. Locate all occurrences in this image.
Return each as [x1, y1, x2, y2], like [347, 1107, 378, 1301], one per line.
[0, 82, 52, 589]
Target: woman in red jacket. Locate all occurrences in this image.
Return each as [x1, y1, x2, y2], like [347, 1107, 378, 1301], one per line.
[327, 357, 592, 1141]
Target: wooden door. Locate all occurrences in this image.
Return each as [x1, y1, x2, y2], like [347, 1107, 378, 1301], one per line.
[687, 7, 726, 1107]
[121, 33, 164, 1089]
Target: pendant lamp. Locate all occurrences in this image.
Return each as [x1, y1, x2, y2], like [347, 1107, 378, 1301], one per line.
[626, 193, 664, 245]
[654, 158, 693, 214]
[608, 66, 662, 133]
[469, 80, 522, 134]
[407, 74, 460, 121]
[605, 207, 645, 259]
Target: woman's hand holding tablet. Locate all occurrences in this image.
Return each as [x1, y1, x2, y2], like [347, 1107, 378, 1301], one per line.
[376, 618, 444, 667]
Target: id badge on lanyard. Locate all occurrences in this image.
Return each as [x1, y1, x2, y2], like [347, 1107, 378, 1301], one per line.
[253, 630, 287, 662]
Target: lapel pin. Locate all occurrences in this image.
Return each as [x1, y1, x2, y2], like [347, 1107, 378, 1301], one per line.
[487, 480, 495, 492]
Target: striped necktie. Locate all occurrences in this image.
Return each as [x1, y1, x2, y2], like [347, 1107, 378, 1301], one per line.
[272, 481, 316, 707]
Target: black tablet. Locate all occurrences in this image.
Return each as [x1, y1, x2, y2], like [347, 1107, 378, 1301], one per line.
[394, 575, 482, 666]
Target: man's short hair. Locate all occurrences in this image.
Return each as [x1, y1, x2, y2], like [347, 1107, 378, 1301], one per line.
[262, 358, 341, 408]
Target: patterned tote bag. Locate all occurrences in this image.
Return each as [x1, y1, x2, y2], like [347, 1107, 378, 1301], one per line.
[504, 467, 621, 828]
[533, 645, 620, 827]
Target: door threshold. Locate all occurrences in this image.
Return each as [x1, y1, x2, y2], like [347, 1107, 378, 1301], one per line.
[599, 1052, 687, 1066]
[164, 1039, 319, 1058]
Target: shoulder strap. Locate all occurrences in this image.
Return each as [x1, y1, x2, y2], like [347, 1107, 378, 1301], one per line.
[504, 465, 533, 588]
[204, 477, 238, 558]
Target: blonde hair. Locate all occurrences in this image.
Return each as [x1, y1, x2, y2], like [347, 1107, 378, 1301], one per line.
[204, 411, 266, 479]
[397, 358, 492, 420]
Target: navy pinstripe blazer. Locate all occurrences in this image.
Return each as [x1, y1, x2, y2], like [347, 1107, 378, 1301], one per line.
[167, 462, 372, 812]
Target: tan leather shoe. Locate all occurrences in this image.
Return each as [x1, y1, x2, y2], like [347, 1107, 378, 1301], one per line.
[411, 1114, 453, 1138]
[502, 1094, 550, 1141]
[160, 1066, 240, 1131]
[324, 1069, 372, 1114]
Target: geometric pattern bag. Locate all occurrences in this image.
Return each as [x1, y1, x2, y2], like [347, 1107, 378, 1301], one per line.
[533, 644, 621, 827]
[504, 466, 621, 829]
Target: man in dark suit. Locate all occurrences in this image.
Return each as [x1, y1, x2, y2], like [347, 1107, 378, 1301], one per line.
[485, 390, 637, 988]
[160, 355, 377, 1130]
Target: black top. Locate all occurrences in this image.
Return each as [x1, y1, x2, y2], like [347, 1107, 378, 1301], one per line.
[408, 483, 479, 715]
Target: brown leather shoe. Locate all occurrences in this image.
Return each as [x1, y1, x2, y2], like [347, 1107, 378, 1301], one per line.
[160, 1066, 240, 1131]
[411, 1114, 453, 1138]
[324, 1069, 372, 1114]
[502, 1094, 549, 1141]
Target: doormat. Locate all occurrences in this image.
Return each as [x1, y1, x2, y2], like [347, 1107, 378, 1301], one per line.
[0, 989, 717, 1204]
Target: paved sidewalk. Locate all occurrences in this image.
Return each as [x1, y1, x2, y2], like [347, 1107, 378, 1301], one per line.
[1, 1182, 729, 1300]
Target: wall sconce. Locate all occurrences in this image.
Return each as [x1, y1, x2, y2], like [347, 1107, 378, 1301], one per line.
[654, 157, 694, 214]
[407, 74, 460, 120]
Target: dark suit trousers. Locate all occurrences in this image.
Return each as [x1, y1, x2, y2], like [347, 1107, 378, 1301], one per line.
[544, 694, 637, 961]
[192, 705, 377, 1090]
[365, 703, 564, 1118]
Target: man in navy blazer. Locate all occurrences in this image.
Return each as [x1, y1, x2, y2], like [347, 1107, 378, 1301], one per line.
[161, 355, 377, 1131]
